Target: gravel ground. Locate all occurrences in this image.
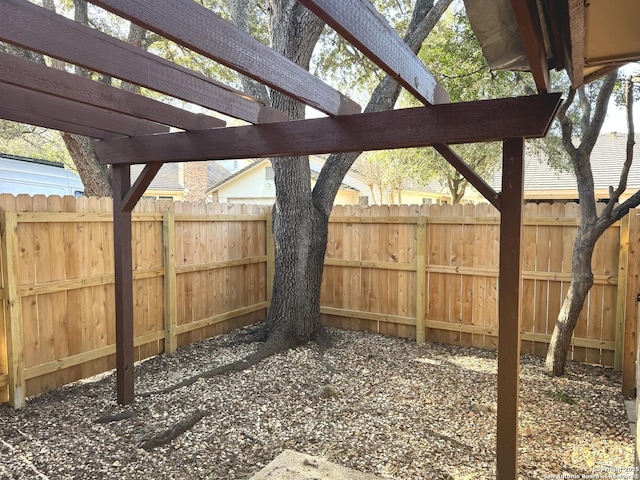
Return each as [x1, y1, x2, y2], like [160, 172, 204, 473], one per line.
[0, 327, 634, 479]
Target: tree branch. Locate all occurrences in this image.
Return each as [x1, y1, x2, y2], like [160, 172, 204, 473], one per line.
[557, 88, 577, 157]
[609, 77, 638, 223]
[577, 87, 591, 137]
[582, 71, 618, 154]
[514, 72, 536, 96]
[231, 0, 271, 103]
[312, 0, 453, 214]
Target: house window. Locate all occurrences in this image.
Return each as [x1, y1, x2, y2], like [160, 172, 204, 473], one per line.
[421, 198, 433, 205]
[265, 167, 274, 181]
[359, 196, 369, 206]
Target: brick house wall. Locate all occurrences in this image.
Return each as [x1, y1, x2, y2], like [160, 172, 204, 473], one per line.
[183, 161, 208, 202]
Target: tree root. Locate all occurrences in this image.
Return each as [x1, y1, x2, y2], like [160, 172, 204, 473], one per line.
[219, 323, 269, 346]
[140, 410, 209, 450]
[139, 325, 334, 398]
[313, 323, 333, 354]
[139, 338, 290, 397]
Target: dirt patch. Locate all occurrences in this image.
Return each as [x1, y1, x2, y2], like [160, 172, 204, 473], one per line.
[0, 328, 633, 479]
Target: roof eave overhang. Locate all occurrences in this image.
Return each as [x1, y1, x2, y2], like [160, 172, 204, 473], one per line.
[465, 0, 640, 90]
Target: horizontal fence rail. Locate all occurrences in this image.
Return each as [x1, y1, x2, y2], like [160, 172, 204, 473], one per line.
[1, 195, 638, 405]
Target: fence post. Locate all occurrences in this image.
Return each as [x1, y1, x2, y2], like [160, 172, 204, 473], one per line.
[416, 217, 427, 345]
[615, 214, 630, 371]
[623, 211, 639, 397]
[636, 294, 640, 468]
[266, 210, 274, 311]
[163, 212, 178, 354]
[1, 212, 25, 408]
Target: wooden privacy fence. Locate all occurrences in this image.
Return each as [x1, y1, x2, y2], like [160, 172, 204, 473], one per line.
[319, 203, 639, 395]
[0, 195, 270, 404]
[1, 197, 638, 405]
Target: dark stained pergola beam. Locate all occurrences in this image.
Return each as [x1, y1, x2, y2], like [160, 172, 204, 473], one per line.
[0, 106, 117, 139]
[509, 0, 551, 92]
[96, 94, 562, 165]
[0, 0, 286, 124]
[0, 52, 224, 131]
[88, 0, 361, 116]
[1, 83, 168, 136]
[298, 0, 449, 105]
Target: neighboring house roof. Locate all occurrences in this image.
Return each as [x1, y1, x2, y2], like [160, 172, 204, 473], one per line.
[491, 133, 640, 196]
[132, 163, 182, 192]
[208, 157, 358, 193]
[207, 159, 261, 192]
[309, 156, 359, 191]
[401, 177, 450, 195]
[132, 161, 232, 193]
[208, 162, 232, 186]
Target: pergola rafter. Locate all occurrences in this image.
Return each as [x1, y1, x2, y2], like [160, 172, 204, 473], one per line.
[0, 1, 567, 479]
[89, 0, 362, 117]
[0, 52, 225, 131]
[1, 0, 285, 124]
[1, 82, 169, 136]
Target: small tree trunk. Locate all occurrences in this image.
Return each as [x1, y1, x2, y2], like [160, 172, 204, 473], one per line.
[544, 71, 619, 375]
[544, 228, 596, 375]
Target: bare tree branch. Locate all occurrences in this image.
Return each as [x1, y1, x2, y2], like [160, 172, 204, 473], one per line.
[610, 77, 638, 222]
[582, 72, 617, 154]
[231, 0, 271, 103]
[313, 0, 453, 214]
[556, 88, 577, 156]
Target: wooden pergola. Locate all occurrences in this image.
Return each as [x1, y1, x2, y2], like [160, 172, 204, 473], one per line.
[0, 0, 578, 478]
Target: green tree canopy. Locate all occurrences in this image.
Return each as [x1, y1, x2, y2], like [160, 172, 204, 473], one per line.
[359, 7, 535, 204]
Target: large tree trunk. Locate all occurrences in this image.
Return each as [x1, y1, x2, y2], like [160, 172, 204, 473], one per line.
[257, 1, 327, 351]
[61, 134, 113, 196]
[142, 0, 456, 396]
[258, 0, 452, 353]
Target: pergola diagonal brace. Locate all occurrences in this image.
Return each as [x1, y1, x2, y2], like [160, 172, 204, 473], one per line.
[121, 163, 164, 212]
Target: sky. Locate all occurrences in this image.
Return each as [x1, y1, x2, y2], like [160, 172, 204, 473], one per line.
[601, 64, 640, 134]
[603, 102, 637, 134]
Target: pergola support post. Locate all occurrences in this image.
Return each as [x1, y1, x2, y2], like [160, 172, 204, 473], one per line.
[497, 137, 525, 479]
[112, 164, 135, 405]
